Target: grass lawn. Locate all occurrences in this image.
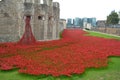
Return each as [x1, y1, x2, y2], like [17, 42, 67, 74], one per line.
[0, 30, 120, 80]
[85, 30, 120, 40]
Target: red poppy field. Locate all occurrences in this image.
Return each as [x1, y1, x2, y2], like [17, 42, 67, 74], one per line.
[0, 29, 120, 76]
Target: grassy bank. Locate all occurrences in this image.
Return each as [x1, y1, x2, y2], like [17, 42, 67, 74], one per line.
[85, 30, 120, 40]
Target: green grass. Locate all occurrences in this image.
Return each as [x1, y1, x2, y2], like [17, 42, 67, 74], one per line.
[59, 30, 63, 39]
[0, 31, 120, 80]
[85, 30, 120, 40]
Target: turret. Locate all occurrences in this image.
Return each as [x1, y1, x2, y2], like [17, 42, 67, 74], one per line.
[23, 0, 34, 16]
[24, 0, 34, 3]
[119, 11, 120, 24]
[53, 2, 59, 8]
[43, 0, 53, 6]
[34, 0, 40, 4]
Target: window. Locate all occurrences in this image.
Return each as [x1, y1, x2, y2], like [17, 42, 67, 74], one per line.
[38, 16, 45, 20]
[26, 16, 31, 19]
[4, 13, 9, 17]
[49, 16, 54, 21]
[38, 16, 42, 20]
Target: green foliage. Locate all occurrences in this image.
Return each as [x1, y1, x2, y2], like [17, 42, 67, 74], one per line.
[106, 11, 119, 25]
[59, 30, 63, 38]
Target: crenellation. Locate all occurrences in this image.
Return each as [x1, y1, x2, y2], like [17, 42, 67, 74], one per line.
[43, 0, 53, 6]
[53, 2, 59, 8]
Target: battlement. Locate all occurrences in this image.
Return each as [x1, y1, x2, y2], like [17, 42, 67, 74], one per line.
[24, 0, 34, 3]
[53, 2, 59, 8]
[24, 2, 34, 16]
[43, 0, 53, 6]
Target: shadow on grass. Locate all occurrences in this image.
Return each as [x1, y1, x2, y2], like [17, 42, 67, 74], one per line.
[0, 68, 19, 73]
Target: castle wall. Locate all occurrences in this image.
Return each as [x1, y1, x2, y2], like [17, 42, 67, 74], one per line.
[0, 0, 60, 42]
[53, 2, 60, 39]
[59, 19, 67, 31]
[33, 0, 60, 40]
[0, 0, 20, 42]
[33, 4, 47, 40]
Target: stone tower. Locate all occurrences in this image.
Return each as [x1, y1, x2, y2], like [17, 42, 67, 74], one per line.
[119, 11, 120, 24]
[0, 0, 60, 42]
[44, 0, 53, 6]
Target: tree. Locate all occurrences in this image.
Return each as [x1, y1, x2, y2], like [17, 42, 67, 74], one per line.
[106, 11, 119, 25]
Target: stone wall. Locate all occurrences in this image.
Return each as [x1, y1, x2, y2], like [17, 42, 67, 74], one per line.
[0, 0, 60, 42]
[59, 19, 66, 32]
[0, 0, 21, 42]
